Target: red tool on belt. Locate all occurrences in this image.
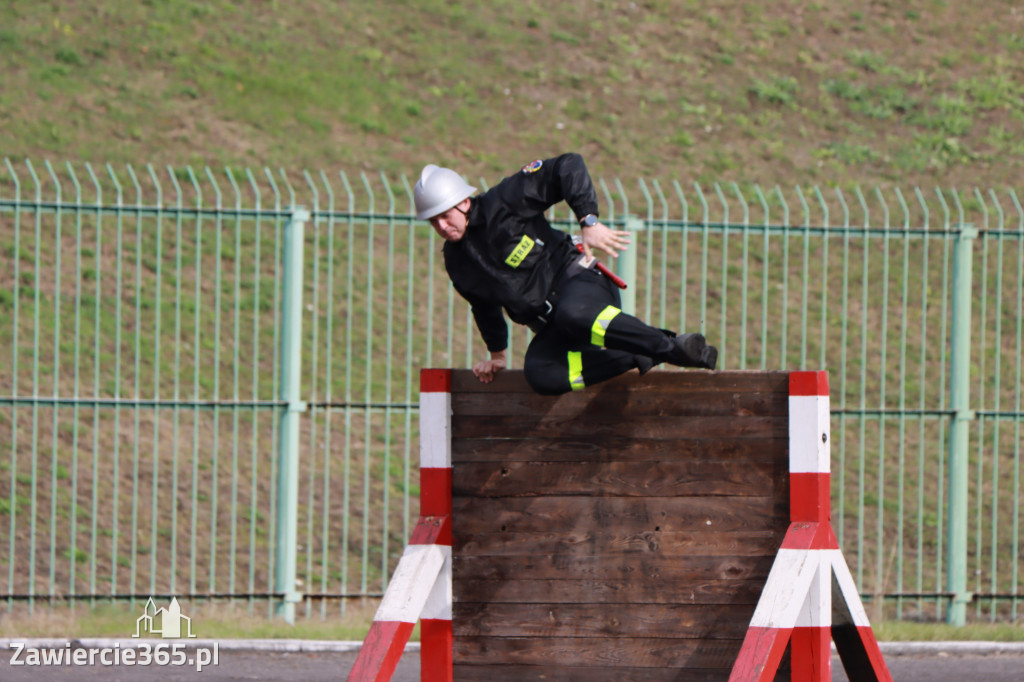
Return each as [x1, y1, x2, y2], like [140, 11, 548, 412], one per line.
[575, 241, 628, 289]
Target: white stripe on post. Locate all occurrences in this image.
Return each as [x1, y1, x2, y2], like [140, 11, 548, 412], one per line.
[795, 550, 835, 628]
[419, 391, 451, 469]
[832, 551, 872, 627]
[788, 393, 831, 474]
[421, 547, 453, 620]
[374, 544, 447, 623]
[747, 548, 820, 630]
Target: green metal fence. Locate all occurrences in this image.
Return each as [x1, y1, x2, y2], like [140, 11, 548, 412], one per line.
[1, 160, 1021, 625]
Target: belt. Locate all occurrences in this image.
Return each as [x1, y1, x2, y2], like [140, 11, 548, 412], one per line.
[530, 256, 595, 332]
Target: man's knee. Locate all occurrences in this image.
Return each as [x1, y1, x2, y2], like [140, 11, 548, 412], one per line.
[523, 356, 570, 395]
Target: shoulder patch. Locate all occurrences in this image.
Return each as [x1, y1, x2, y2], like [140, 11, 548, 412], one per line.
[521, 159, 543, 174]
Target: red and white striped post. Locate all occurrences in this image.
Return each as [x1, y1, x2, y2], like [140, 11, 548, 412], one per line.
[728, 371, 892, 682]
[417, 369, 454, 681]
[346, 369, 453, 682]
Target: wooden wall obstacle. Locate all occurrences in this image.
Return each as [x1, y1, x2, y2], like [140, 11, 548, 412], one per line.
[347, 369, 891, 682]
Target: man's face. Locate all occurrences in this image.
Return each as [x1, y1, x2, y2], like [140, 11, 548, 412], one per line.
[429, 199, 470, 242]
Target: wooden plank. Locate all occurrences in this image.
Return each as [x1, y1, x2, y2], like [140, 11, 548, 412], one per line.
[453, 635, 745, 669]
[452, 602, 753, 639]
[454, 578, 767, 605]
[453, 553, 776, 583]
[452, 496, 789, 535]
[452, 459, 785, 498]
[451, 435, 787, 463]
[453, 529, 786, 557]
[452, 414, 787, 440]
[452, 388, 788, 418]
[450, 368, 537, 393]
[449, 369, 789, 395]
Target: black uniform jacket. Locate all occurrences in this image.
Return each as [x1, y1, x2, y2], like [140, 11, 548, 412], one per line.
[442, 153, 601, 352]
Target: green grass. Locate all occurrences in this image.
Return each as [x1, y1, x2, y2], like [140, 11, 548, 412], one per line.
[876, 620, 1024, 643]
[0, 602, 387, 640]
[2, 603, 1021, 643]
[0, 1, 1023, 185]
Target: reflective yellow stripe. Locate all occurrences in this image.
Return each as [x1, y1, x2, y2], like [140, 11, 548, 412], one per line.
[504, 235, 535, 268]
[590, 305, 621, 346]
[568, 351, 585, 391]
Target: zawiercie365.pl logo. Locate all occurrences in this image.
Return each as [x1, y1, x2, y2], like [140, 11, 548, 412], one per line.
[8, 597, 219, 672]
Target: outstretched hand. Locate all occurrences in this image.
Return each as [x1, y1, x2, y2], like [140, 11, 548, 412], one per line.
[581, 221, 631, 261]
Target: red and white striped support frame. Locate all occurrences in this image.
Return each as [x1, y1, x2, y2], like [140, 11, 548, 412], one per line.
[729, 371, 892, 682]
[346, 369, 453, 682]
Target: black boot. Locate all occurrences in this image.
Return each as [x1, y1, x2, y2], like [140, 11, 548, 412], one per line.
[667, 333, 718, 369]
[634, 355, 657, 375]
[699, 343, 718, 370]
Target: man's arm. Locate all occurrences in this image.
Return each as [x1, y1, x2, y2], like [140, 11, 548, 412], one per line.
[511, 153, 599, 218]
[470, 302, 508, 354]
[469, 305, 508, 383]
[455, 287, 508, 382]
[511, 153, 631, 260]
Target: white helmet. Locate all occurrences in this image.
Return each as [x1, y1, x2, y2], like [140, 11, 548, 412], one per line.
[414, 164, 477, 220]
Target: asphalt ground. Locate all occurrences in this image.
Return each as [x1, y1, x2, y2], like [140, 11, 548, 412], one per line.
[3, 640, 1024, 681]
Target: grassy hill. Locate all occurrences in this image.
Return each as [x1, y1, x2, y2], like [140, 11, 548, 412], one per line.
[1, 0, 1023, 187]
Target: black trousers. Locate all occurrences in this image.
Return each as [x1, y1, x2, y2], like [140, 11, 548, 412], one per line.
[522, 268, 677, 395]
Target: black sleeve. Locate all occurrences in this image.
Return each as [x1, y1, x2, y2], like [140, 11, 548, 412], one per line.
[453, 281, 508, 352]
[496, 153, 600, 222]
[471, 304, 509, 353]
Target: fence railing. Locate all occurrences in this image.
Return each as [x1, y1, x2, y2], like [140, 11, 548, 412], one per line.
[1, 160, 1021, 624]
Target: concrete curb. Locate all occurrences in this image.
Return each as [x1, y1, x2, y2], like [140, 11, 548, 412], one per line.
[878, 641, 1024, 656]
[5, 638, 1024, 656]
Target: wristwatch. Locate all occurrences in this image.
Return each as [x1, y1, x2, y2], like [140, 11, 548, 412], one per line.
[579, 214, 599, 228]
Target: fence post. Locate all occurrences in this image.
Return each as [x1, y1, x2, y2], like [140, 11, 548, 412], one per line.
[946, 224, 976, 626]
[616, 216, 641, 313]
[275, 207, 309, 623]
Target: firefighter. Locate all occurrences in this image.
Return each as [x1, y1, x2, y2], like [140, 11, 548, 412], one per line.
[414, 153, 717, 395]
